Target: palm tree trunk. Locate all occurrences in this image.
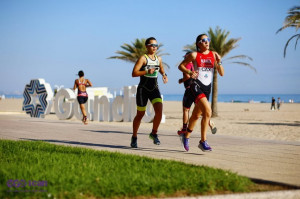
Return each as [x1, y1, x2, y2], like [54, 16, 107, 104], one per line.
[211, 69, 218, 117]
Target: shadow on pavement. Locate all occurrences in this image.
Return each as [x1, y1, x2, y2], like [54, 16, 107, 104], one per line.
[236, 122, 300, 127]
[20, 138, 202, 155]
[85, 130, 181, 137]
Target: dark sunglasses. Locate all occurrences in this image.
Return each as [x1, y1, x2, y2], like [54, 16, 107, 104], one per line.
[198, 38, 211, 43]
[147, 44, 158, 47]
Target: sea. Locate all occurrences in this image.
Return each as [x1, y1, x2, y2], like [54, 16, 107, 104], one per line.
[2, 94, 300, 103]
[163, 94, 300, 103]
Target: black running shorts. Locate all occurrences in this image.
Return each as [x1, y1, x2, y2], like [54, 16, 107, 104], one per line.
[136, 86, 162, 111]
[182, 88, 194, 109]
[189, 79, 211, 104]
[77, 96, 88, 104]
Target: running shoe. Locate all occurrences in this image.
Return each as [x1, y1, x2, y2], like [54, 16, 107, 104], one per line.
[177, 128, 187, 135]
[82, 116, 88, 125]
[130, 136, 137, 148]
[149, 133, 160, 145]
[209, 120, 217, 134]
[180, 134, 189, 151]
[198, 140, 212, 152]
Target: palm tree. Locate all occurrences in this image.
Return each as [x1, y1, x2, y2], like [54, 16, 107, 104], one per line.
[108, 38, 170, 68]
[276, 5, 300, 57]
[184, 26, 256, 117]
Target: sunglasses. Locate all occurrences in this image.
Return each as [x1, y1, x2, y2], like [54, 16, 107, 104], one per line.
[198, 38, 211, 43]
[147, 44, 158, 47]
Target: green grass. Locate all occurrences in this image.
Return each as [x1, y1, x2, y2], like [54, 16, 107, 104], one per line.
[0, 139, 255, 199]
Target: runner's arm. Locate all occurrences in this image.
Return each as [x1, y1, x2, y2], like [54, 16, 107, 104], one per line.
[182, 73, 191, 82]
[178, 52, 198, 78]
[158, 57, 168, 84]
[179, 72, 191, 84]
[132, 56, 153, 77]
[86, 79, 93, 87]
[180, 62, 193, 83]
[213, 52, 224, 76]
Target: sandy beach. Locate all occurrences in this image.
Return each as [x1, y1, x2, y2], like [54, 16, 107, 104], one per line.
[1, 98, 299, 142]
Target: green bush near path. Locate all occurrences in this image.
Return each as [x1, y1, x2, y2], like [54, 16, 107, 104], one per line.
[0, 139, 254, 198]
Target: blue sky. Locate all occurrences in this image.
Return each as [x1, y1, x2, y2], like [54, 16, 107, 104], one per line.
[0, 0, 299, 95]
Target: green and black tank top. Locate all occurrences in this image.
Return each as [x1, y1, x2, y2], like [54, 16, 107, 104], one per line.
[138, 54, 160, 91]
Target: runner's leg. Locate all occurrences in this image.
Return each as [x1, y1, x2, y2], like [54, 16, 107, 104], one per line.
[80, 104, 87, 117]
[197, 97, 211, 142]
[185, 105, 202, 138]
[132, 110, 145, 137]
[152, 102, 162, 132]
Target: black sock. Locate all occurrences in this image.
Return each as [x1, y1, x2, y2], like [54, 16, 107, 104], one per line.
[182, 123, 188, 131]
[131, 136, 137, 140]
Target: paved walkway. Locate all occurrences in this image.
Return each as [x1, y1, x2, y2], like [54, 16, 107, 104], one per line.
[1, 114, 300, 196]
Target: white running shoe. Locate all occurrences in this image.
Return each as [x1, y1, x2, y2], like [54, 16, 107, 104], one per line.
[209, 120, 217, 134]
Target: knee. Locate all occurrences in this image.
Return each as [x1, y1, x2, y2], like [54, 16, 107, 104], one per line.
[135, 111, 145, 120]
[183, 108, 190, 115]
[154, 109, 162, 118]
[153, 103, 163, 114]
[203, 109, 212, 119]
[191, 112, 201, 120]
[193, 113, 201, 120]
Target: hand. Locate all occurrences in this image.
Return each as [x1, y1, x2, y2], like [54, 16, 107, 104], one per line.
[214, 52, 221, 63]
[148, 68, 155, 74]
[190, 71, 198, 79]
[162, 75, 168, 84]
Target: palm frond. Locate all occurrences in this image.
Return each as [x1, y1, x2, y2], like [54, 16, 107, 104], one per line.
[283, 33, 300, 57]
[162, 62, 170, 69]
[229, 61, 257, 73]
[183, 44, 196, 52]
[276, 5, 300, 57]
[156, 52, 170, 57]
[295, 34, 300, 49]
[223, 55, 253, 61]
[107, 56, 136, 63]
[120, 44, 135, 53]
[276, 6, 300, 33]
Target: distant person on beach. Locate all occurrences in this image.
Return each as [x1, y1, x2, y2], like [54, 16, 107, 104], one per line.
[178, 52, 217, 139]
[178, 34, 224, 152]
[277, 97, 282, 110]
[130, 37, 168, 148]
[73, 70, 93, 124]
[271, 97, 276, 110]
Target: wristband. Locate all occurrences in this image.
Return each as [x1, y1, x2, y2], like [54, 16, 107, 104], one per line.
[188, 70, 193, 75]
[218, 62, 222, 65]
[145, 69, 149, 74]
[163, 73, 167, 77]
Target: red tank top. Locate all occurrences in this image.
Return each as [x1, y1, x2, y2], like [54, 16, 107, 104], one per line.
[195, 51, 215, 86]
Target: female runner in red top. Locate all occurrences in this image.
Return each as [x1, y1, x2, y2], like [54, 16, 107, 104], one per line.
[178, 34, 224, 152]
